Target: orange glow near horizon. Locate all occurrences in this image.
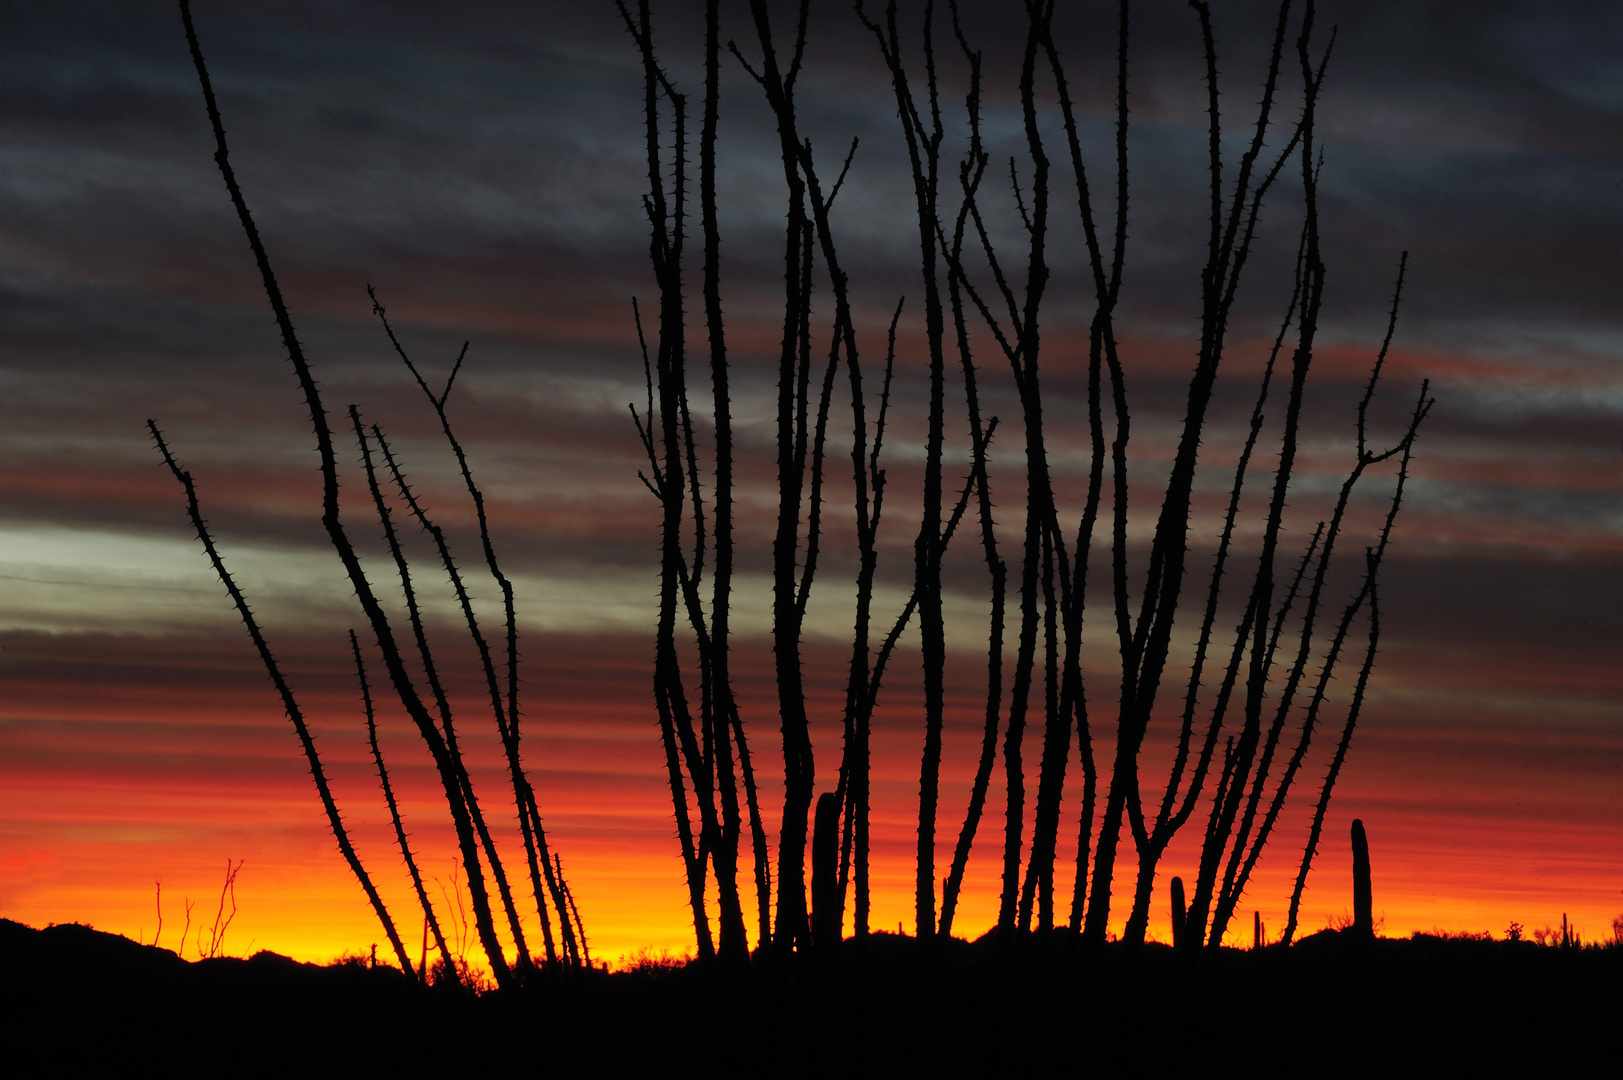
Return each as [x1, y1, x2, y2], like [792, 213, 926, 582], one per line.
[4, 626, 1620, 967]
[3, 341, 1619, 968]
[6, 765, 1621, 969]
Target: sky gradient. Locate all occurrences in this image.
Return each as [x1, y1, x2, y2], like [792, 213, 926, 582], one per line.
[1, 0, 1620, 965]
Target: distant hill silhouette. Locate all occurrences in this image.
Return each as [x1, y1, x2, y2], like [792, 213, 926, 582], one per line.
[1, 919, 442, 1073]
[3, 918, 1619, 1076]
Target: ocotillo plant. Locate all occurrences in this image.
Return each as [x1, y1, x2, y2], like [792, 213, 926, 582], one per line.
[150, 423, 413, 977]
[624, 0, 1431, 962]
[895, 0, 1429, 951]
[161, 0, 585, 984]
[353, 629, 453, 980]
[622, 0, 963, 961]
[618, 0, 761, 963]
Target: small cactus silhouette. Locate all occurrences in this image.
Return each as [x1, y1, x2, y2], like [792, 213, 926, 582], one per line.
[1170, 876, 1187, 949]
[810, 791, 841, 949]
[1351, 818, 1373, 939]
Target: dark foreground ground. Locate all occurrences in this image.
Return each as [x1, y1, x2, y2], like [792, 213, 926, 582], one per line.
[2, 918, 1618, 1076]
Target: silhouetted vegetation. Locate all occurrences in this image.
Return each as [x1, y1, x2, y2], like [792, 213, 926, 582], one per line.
[153, 0, 585, 988]
[7, 916, 1623, 1076]
[161, 0, 1439, 975]
[137, 4, 1623, 1075]
[1350, 818, 1373, 940]
[619, 0, 1430, 971]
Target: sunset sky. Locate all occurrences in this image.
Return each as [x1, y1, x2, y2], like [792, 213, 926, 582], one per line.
[2, 0, 1620, 967]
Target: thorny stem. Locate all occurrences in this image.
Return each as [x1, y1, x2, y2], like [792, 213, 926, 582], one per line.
[352, 630, 453, 980]
[149, 421, 413, 978]
[177, 0, 511, 987]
